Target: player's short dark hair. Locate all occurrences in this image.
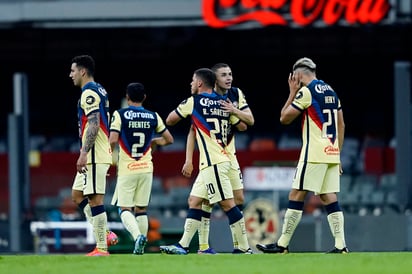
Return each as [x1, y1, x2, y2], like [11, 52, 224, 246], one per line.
[126, 82, 146, 102]
[211, 63, 230, 73]
[194, 68, 216, 89]
[72, 55, 95, 76]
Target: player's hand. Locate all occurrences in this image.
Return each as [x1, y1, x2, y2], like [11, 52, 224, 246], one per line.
[77, 150, 88, 173]
[288, 72, 301, 95]
[150, 139, 158, 151]
[219, 99, 235, 114]
[181, 162, 193, 177]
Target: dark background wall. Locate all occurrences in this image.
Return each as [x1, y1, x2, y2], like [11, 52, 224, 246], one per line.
[1, 24, 411, 143]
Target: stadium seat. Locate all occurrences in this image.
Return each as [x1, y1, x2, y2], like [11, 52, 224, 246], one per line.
[276, 134, 301, 149]
[249, 138, 276, 151]
[379, 173, 397, 190]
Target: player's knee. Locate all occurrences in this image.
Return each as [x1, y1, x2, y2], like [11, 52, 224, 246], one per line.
[188, 196, 203, 208]
[135, 206, 147, 213]
[234, 196, 244, 205]
[319, 193, 337, 205]
[288, 189, 307, 201]
[233, 190, 244, 205]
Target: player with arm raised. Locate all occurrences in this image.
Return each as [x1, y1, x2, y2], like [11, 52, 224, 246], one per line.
[256, 57, 348, 254]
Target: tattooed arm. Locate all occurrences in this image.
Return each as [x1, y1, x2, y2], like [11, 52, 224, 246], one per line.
[82, 112, 100, 152]
[76, 112, 100, 173]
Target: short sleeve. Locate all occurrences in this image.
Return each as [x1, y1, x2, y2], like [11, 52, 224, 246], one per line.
[236, 88, 249, 110]
[229, 114, 240, 125]
[110, 110, 122, 132]
[291, 86, 312, 111]
[176, 96, 194, 118]
[81, 89, 101, 116]
[155, 112, 167, 134]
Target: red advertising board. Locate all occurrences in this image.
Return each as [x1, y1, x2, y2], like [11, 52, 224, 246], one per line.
[203, 0, 391, 28]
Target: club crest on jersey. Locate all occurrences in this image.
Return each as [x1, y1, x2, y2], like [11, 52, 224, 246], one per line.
[85, 96, 95, 105]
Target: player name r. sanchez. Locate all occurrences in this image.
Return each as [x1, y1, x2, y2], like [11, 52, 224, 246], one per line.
[202, 108, 229, 117]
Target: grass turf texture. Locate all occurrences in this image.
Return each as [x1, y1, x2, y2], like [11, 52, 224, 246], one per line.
[1, 252, 412, 274]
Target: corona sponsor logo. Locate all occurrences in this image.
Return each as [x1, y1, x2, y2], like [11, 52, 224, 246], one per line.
[124, 110, 154, 120]
[200, 97, 221, 107]
[202, 0, 391, 28]
[315, 83, 333, 94]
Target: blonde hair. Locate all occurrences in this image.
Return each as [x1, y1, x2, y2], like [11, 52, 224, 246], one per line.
[293, 57, 316, 72]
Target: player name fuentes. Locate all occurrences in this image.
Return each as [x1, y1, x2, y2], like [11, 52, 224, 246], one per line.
[202, 0, 391, 28]
[128, 121, 151, 128]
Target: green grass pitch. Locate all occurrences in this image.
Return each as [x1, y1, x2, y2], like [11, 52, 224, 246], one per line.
[1, 252, 412, 274]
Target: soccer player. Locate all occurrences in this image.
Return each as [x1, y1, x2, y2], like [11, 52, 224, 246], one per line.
[180, 63, 255, 254]
[69, 55, 116, 256]
[160, 68, 252, 254]
[256, 57, 348, 254]
[109, 82, 173, 255]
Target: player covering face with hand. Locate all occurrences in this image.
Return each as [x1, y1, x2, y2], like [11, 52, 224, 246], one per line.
[256, 57, 348, 254]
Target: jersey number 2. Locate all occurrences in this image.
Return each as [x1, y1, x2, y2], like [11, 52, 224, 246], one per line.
[131, 132, 145, 158]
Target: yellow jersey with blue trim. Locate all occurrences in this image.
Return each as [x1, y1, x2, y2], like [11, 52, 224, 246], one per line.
[110, 106, 167, 175]
[77, 81, 112, 164]
[175, 92, 240, 170]
[291, 79, 341, 164]
[222, 87, 250, 161]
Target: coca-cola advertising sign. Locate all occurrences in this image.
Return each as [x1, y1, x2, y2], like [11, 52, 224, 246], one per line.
[202, 0, 392, 28]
